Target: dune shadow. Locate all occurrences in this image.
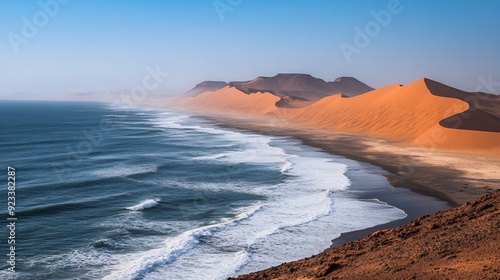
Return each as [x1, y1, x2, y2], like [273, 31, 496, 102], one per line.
[425, 78, 500, 132]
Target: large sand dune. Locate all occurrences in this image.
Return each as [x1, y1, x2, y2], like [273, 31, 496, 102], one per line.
[295, 79, 468, 137]
[179, 86, 280, 115]
[426, 79, 500, 132]
[177, 78, 500, 153]
[184, 81, 228, 97]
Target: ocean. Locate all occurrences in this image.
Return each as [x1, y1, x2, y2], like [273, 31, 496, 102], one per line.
[0, 101, 408, 280]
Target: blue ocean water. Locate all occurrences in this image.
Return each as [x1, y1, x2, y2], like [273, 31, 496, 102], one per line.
[0, 101, 407, 280]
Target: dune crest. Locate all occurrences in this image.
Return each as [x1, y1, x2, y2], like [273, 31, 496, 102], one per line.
[424, 78, 500, 133]
[177, 78, 500, 153]
[184, 81, 228, 97]
[180, 86, 280, 115]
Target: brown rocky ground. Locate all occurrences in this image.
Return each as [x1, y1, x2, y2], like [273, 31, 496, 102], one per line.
[230, 191, 500, 280]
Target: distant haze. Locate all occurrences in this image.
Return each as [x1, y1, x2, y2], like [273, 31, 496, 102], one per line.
[1, 0, 500, 97]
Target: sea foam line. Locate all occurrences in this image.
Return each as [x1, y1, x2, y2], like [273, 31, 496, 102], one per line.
[126, 199, 159, 211]
[103, 204, 263, 280]
[193, 153, 227, 160]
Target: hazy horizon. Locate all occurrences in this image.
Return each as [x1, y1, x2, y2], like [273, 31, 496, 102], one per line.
[2, 0, 500, 97]
[1, 2, 499, 279]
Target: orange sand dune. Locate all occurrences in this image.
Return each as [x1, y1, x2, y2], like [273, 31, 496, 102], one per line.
[177, 78, 500, 153]
[293, 78, 499, 151]
[294, 79, 468, 138]
[414, 125, 500, 150]
[179, 86, 280, 115]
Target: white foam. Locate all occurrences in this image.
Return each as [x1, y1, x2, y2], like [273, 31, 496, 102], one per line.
[126, 199, 159, 211]
[152, 112, 292, 168]
[280, 160, 292, 175]
[193, 153, 227, 160]
[114, 142, 353, 279]
[144, 250, 250, 280]
[106, 228, 210, 280]
[32, 246, 116, 279]
[150, 115, 216, 132]
[94, 109, 408, 279]
[103, 204, 263, 280]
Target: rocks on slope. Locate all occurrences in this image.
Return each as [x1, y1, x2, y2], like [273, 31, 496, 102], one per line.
[231, 191, 500, 280]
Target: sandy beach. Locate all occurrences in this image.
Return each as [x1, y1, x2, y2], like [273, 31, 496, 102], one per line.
[186, 111, 500, 279]
[173, 77, 500, 207]
[185, 112, 499, 206]
[168, 74, 500, 278]
[6, 1, 500, 278]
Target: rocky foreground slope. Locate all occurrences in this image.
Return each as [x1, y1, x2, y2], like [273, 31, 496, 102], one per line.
[230, 191, 500, 280]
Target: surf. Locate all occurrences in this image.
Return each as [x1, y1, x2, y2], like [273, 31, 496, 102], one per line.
[126, 199, 159, 211]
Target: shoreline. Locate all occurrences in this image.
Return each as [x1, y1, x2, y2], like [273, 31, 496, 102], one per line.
[177, 111, 499, 250]
[191, 112, 498, 206]
[327, 156, 451, 248]
[268, 132, 451, 248]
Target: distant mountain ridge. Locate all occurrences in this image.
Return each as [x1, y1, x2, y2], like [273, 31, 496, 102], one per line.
[185, 74, 374, 103]
[178, 77, 500, 152]
[329, 77, 374, 97]
[184, 81, 228, 97]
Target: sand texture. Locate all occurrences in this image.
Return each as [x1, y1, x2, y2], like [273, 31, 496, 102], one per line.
[177, 78, 500, 154]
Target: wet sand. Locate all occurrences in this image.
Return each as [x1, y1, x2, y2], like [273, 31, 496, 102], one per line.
[193, 113, 499, 205]
[181, 112, 499, 248]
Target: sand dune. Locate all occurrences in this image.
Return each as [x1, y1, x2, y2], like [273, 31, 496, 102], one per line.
[294, 78, 499, 151]
[176, 77, 500, 280]
[183, 74, 374, 109]
[184, 81, 228, 97]
[413, 125, 500, 150]
[295, 79, 468, 137]
[179, 86, 280, 115]
[426, 79, 500, 132]
[177, 78, 500, 153]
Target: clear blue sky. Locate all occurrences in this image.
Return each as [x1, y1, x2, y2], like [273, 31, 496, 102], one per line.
[1, 0, 500, 96]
